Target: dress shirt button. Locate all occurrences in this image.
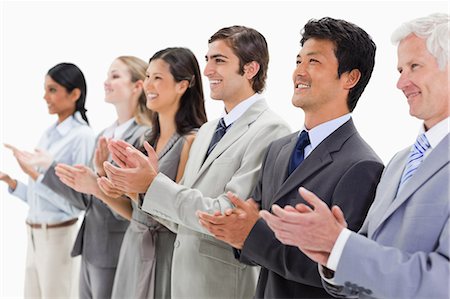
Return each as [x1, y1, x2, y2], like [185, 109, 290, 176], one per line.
[174, 240, 180, 248]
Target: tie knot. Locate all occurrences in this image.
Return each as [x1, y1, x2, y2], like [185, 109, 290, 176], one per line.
[218, 118, 227, 130]
[296, 130, 311, 150]
[413, 133, 431, 155]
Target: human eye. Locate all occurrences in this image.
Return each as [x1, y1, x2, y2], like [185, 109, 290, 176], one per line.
[309, 58, 319, 64]
[112, 74, 120, 79]
[49, 87, 57, 93]
[296, 59, 302, 65]
[411, 63, 420, 70]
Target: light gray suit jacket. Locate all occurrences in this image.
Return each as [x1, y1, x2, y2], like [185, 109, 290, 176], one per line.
[324, 134, 449, 299]
[142, 99, 291, 299]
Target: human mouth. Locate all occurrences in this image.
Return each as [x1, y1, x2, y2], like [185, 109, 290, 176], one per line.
[146, 92, 157, 101]
[295, 82, 311, 92]
[405, 91, 421, 100]
[209, 79, 222, 86]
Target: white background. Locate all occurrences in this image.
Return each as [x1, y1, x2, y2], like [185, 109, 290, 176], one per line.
[1, 1, 448, 297]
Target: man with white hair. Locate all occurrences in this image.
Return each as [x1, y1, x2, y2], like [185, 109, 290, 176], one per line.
[261, 13, 449, 299]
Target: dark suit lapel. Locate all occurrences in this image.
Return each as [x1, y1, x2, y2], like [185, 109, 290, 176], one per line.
[269, 119, 357, 207]
[374, 134, 450, 232]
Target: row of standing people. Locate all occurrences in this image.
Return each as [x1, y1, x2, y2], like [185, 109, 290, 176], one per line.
[2, 13, 449, 299]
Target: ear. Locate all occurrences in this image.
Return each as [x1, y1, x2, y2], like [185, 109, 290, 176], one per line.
[133, 80, 144, 93]
[176, 80, 189, 95]
[343, 69, 361, 90]
[69, 88, 81, 103]
[243, 61, 260, 80]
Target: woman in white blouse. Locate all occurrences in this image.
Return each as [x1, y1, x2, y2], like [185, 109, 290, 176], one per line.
[0, 62, 96, 298]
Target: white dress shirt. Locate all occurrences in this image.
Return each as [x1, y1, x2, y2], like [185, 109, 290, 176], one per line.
[10, 112, 96, 224]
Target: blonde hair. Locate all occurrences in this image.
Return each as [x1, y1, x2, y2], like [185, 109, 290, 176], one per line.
[116, 56, 153, 126]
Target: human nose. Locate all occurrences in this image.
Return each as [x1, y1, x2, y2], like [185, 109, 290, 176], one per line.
[43, 91, 49, 102]
[396, 71, 410, 90]
[203, 60, 214, 77]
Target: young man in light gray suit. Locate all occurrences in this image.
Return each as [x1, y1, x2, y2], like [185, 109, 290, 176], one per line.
[261, 13, 449, 299]
[198, 17, 384, 298]
[104, 26, 290, 298]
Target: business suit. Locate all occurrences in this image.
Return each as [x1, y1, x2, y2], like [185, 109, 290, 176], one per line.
[42, 121, 150, 299]
[239, 119, 384, 298]
[323, 134, 449, 299]
[142, 99, 291, 299]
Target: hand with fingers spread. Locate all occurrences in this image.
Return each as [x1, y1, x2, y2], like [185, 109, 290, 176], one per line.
[5, 143, 40, 180]
[260, 187, 347, 265]
[104, 141, 158, 193]
[94, 136, 110, 177]
[197, 191, 261, 249]
[55, 163, 100, 196]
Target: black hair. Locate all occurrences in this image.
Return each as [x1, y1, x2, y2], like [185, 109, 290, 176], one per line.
[47, 63, 89, 123]
[301, 17, 376, 111]
[146, 47, 207, 145]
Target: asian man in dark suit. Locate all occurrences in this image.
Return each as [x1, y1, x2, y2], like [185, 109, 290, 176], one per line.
[262, 13, 449, 299]
[198, 17, 384, 298]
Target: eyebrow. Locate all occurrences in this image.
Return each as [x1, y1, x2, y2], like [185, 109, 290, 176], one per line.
[297, 51, 323, 58]
[205, 54, 229, 60]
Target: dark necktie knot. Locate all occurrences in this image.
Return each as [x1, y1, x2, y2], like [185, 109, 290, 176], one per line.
[288, 130, 310, 175]
[205, 118, 230, 158]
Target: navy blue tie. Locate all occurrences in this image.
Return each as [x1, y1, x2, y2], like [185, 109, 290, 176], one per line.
[288, 130, 310, 175]
[205, 118, 229, 158]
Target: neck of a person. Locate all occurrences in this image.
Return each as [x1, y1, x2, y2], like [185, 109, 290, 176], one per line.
[223, 88, 255, 113]
[114, 100, 136, 125]
[304, 104, 349, 130]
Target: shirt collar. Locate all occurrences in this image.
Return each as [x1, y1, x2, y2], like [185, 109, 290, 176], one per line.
[114, 118, 135, 139]
[421, 116, 449, 149]
[221, 93, 263, 127]
[301, 113, 352, 151]
[52, 112, 78, 137]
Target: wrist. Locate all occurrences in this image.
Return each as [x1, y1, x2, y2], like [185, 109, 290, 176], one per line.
[8, 178, 17, 191]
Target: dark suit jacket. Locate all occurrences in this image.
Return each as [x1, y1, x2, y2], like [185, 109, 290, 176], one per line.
[42, 121, 150, 268]
[239, 119, 384, 298]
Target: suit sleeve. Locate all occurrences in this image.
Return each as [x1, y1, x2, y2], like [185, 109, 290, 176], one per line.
[40, 163, 90, 210]
[239, 160, 384, 287]
[141, 121, 290, 235]
[33, 128, 95, 213]
[326, 219, 450, 299]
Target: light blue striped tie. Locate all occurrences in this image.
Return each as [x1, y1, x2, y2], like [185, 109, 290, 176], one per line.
[398, 133, 431, 190]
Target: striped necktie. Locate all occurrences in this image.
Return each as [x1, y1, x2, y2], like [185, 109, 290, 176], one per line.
[205, 118, 229, 158]
[398, 133, 431, 191]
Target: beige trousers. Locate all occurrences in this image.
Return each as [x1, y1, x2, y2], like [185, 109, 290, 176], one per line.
[24, 222, 79, 299]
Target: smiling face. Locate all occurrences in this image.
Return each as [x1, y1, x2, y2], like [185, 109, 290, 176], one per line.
[143, 58, 184, 115]
[396, 34, 449, 129]
[104, 59, 136, 104]
[43, 75, 77, 121]
[203, 39, 254, 110]
[291, 38, 348, 114]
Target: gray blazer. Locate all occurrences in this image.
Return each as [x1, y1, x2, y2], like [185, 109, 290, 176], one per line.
[142, 99, 291, 299]
[42, 121, 150, 268]
[239, 119, 384, 298]
[324, 134, 450, 299]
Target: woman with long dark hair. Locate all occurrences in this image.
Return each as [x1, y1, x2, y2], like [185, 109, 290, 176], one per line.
[0, 62, 95, 298]
[98, 47, 207, 299]
[34, 56, 152, 298]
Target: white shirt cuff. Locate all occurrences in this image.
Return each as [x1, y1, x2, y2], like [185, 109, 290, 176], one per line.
[327, 227, 351, 271]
